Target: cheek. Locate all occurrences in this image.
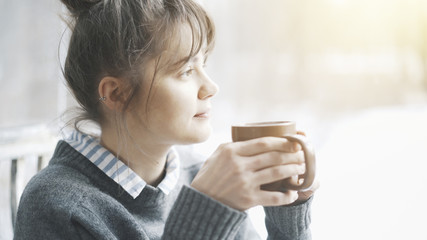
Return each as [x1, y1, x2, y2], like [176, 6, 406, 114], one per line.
[149, 88, 194, 124]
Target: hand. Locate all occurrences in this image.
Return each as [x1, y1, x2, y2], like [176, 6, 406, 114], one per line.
[292, 131, 319, 204]
[191, 137, 305, 211]
[291, 178, 320, 205]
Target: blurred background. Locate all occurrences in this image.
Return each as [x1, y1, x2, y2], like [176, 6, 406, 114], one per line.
[1, 0, 427, 239]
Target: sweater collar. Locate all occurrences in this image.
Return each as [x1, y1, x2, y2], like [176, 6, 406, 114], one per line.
[65, 130, 180, 199]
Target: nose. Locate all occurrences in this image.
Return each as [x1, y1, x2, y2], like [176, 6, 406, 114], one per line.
[198, 71, 219, 100]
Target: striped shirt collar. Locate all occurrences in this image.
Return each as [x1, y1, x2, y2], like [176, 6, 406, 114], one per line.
[65, 130, 180, 199]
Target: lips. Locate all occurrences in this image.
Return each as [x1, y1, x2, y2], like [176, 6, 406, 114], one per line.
[194, 109, 210, 118]
[194, 112, 209, 118]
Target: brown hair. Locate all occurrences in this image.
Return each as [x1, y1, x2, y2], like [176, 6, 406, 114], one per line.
[60, 0, 215, 130]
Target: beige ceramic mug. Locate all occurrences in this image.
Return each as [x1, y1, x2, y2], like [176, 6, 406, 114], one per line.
[231, 121, 316, 191]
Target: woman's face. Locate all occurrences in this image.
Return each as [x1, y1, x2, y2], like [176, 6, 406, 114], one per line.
[128, 25, 219, 146]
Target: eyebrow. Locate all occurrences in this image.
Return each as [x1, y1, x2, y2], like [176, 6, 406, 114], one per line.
[190, 53, 208, 64]
[190, 47, 209, 63]
[191, 55, 201, 63]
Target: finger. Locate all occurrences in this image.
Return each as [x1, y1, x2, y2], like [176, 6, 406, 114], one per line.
[294, 179, 320, 203]
[255, 190, 299, 206]
[246, 150, 305, 170]
[289, 175, 300, 186]
[235, 137, 301, 156]
[253, 164, 305, 185]
[296, 130, 306, 136]
[299, 178, 320, 193]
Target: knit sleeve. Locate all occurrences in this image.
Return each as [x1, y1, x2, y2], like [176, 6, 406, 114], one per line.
[14, 182, 86, 240]
[14, 209, 75, 240]
[263, 197, 313, 240]
[162, 185, 247, 240]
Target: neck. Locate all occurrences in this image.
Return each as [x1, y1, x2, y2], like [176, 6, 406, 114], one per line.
[100, 126, 172, 187]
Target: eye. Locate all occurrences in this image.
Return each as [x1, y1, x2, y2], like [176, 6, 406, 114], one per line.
[181, 68, 194, 77]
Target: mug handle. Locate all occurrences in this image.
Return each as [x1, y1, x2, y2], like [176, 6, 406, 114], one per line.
[281, 134, 316, 191]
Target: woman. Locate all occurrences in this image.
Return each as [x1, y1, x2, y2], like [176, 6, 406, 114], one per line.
[14, 0, 317, 239]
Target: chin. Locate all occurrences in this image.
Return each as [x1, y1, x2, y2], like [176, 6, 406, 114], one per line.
[184, 126, 212, 144]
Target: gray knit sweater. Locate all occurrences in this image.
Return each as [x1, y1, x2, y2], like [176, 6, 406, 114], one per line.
[14, 141, 312, 239]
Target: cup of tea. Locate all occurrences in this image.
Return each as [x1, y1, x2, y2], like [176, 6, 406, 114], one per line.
[232, 121, 315, 191]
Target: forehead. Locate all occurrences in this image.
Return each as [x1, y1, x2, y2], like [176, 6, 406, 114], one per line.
[145, 20, 209, 79]
[162, 24, 199, 66]
[172, 24, 192, 54]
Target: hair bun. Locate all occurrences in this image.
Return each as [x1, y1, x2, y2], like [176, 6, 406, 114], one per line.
[60, 0, 101, 16]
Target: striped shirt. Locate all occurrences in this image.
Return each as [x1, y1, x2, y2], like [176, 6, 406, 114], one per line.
[65, 130, 180, 199]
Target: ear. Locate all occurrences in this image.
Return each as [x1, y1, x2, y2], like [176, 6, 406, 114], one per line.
[98, 76, 127, 112]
